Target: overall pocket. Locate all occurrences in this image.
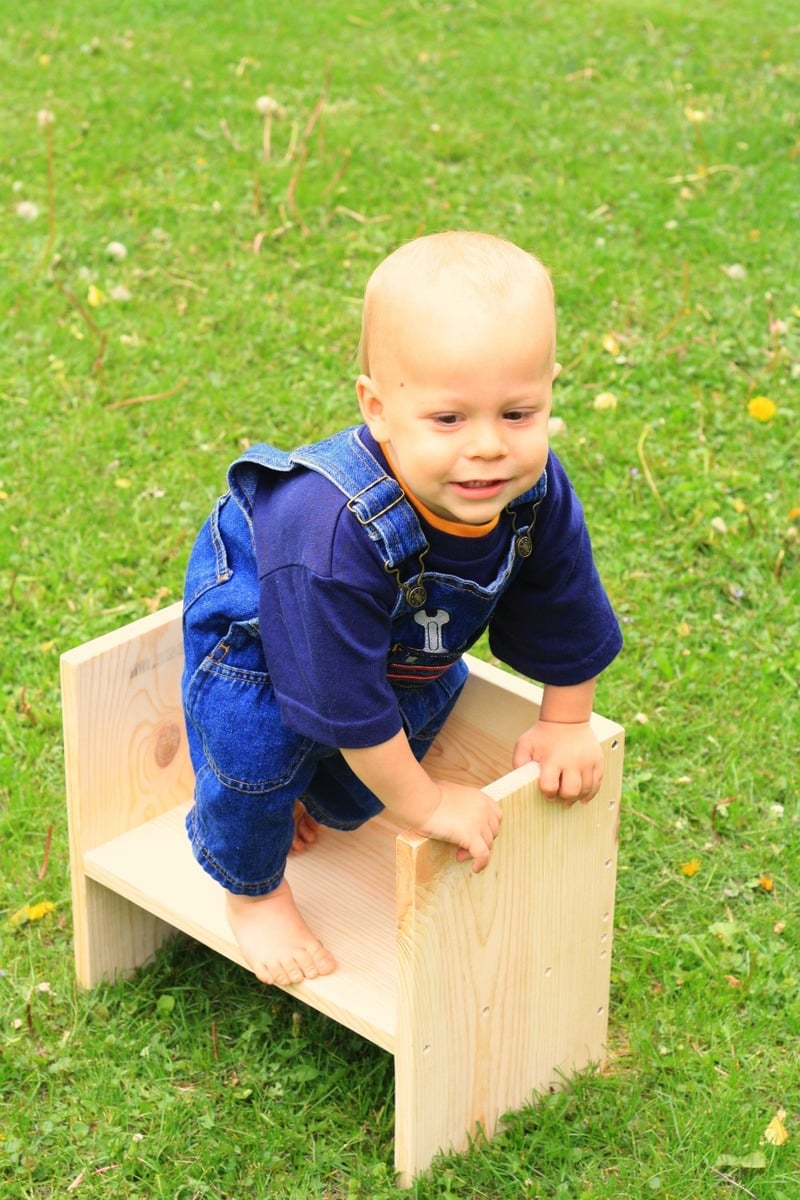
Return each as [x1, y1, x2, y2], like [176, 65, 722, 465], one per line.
[184, 621, 313, 793]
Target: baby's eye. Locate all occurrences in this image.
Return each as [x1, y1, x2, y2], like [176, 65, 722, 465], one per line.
[504, 408, 534, 423]
[432, 413, 461, 426]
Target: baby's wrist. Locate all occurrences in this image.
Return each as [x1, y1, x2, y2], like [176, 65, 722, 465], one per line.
[539, 679, 597, 726]
[536, 716, 592, 727]
[383, 782, 441, 827]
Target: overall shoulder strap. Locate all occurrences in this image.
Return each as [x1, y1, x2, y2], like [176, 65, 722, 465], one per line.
[291, 427, 428, 569]
[509, 469, 548, 510]
[226, 442, 295, 517]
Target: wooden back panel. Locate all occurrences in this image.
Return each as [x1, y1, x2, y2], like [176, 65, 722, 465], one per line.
[61, 601, 193, 858]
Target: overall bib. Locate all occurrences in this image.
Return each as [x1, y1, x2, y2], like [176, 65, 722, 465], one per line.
[181, 427, 546, 894]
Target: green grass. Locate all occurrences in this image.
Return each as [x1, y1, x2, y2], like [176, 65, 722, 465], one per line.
[2, 1, 798, 1196]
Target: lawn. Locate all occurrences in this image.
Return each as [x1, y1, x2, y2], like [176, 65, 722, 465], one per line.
[1, 1, 798, 1197]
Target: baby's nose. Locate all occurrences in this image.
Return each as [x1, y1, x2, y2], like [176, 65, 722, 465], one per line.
[468, 421, 506, 457]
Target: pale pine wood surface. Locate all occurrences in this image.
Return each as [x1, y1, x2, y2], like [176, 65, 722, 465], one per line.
[61, 600, 190, 854]
[394, 738, 622, 1183]
[62, 604, 624, 1184]
[85, 804, 400, 1052]
[61, 602, 191, 985]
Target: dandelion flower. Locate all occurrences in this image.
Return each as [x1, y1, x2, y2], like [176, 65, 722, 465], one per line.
[255, 95, 281, 117]
[255, 95, 284, 160]
[748, 395, 777, 422]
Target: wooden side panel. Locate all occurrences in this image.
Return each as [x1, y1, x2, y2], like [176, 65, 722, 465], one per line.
[394, 677, 623, 1185]
[75, 880, 177, 988]
[61, 602, 192, 985]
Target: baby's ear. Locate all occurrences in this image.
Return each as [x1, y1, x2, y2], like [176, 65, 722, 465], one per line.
[356, 374, 390, 441]
[552, 361, 563, 382]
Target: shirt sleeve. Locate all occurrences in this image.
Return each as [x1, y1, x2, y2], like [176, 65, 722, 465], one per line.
[489, 451, 623, 686]
[253, 469, 404, 748]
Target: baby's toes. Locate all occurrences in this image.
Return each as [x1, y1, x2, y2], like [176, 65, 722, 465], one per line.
[295, 943, 336, 981]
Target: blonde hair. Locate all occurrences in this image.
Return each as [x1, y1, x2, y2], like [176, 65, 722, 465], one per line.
[358, 231, 552, 374]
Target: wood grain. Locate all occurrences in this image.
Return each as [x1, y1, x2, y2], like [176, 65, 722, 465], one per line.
[61, 605, 624, 1185]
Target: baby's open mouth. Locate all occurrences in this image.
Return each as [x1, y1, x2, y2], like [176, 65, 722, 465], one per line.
[456, 480, 505, 490]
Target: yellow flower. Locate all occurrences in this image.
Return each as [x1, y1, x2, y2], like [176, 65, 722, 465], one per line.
[8, 900, 56, 927]
[748, 395, 777, 422]
[763, 1109, 788, 1147]
[680, 859, 701, 877]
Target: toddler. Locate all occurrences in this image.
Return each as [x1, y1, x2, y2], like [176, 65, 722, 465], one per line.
[181, 231, 622, 988]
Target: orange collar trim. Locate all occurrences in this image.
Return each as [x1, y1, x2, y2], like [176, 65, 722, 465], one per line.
[382, 445, 500, 539]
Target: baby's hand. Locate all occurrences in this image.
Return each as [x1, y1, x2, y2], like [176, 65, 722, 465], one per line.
[413, 782, 502, 872]
[513, 720, 603, 807]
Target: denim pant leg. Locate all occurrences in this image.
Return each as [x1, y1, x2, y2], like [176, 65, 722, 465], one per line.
[186, 765, 300, 895]
[302, 753, 385, 829]
[183, 617, 321, 896]
[302, 667, 467, 829]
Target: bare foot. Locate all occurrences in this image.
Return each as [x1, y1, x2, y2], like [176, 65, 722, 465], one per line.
[226, 881, 336, 986]
[290, 800, 320, 854]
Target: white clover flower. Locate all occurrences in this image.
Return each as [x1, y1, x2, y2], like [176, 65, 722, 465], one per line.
[106, 240, 128, 261]
[16, 201, 40, 220]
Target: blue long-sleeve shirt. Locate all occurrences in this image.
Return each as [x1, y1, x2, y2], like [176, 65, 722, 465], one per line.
[253, 428, 622, 747]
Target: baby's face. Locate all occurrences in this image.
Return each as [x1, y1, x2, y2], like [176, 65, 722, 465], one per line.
[358, 281, 558, 526]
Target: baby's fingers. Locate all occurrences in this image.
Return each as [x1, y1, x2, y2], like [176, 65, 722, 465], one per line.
[469, 814, 502, 872]
[469, 839, 492, 873]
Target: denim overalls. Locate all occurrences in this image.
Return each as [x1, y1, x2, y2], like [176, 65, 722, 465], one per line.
[182, 427, 546, 895]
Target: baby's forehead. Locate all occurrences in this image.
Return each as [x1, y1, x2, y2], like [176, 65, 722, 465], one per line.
[370, 234, 549, 302]
[360, 234, 554, 374]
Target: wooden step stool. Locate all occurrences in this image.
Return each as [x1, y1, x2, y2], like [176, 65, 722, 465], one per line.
[61, 601, 623, 1185]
